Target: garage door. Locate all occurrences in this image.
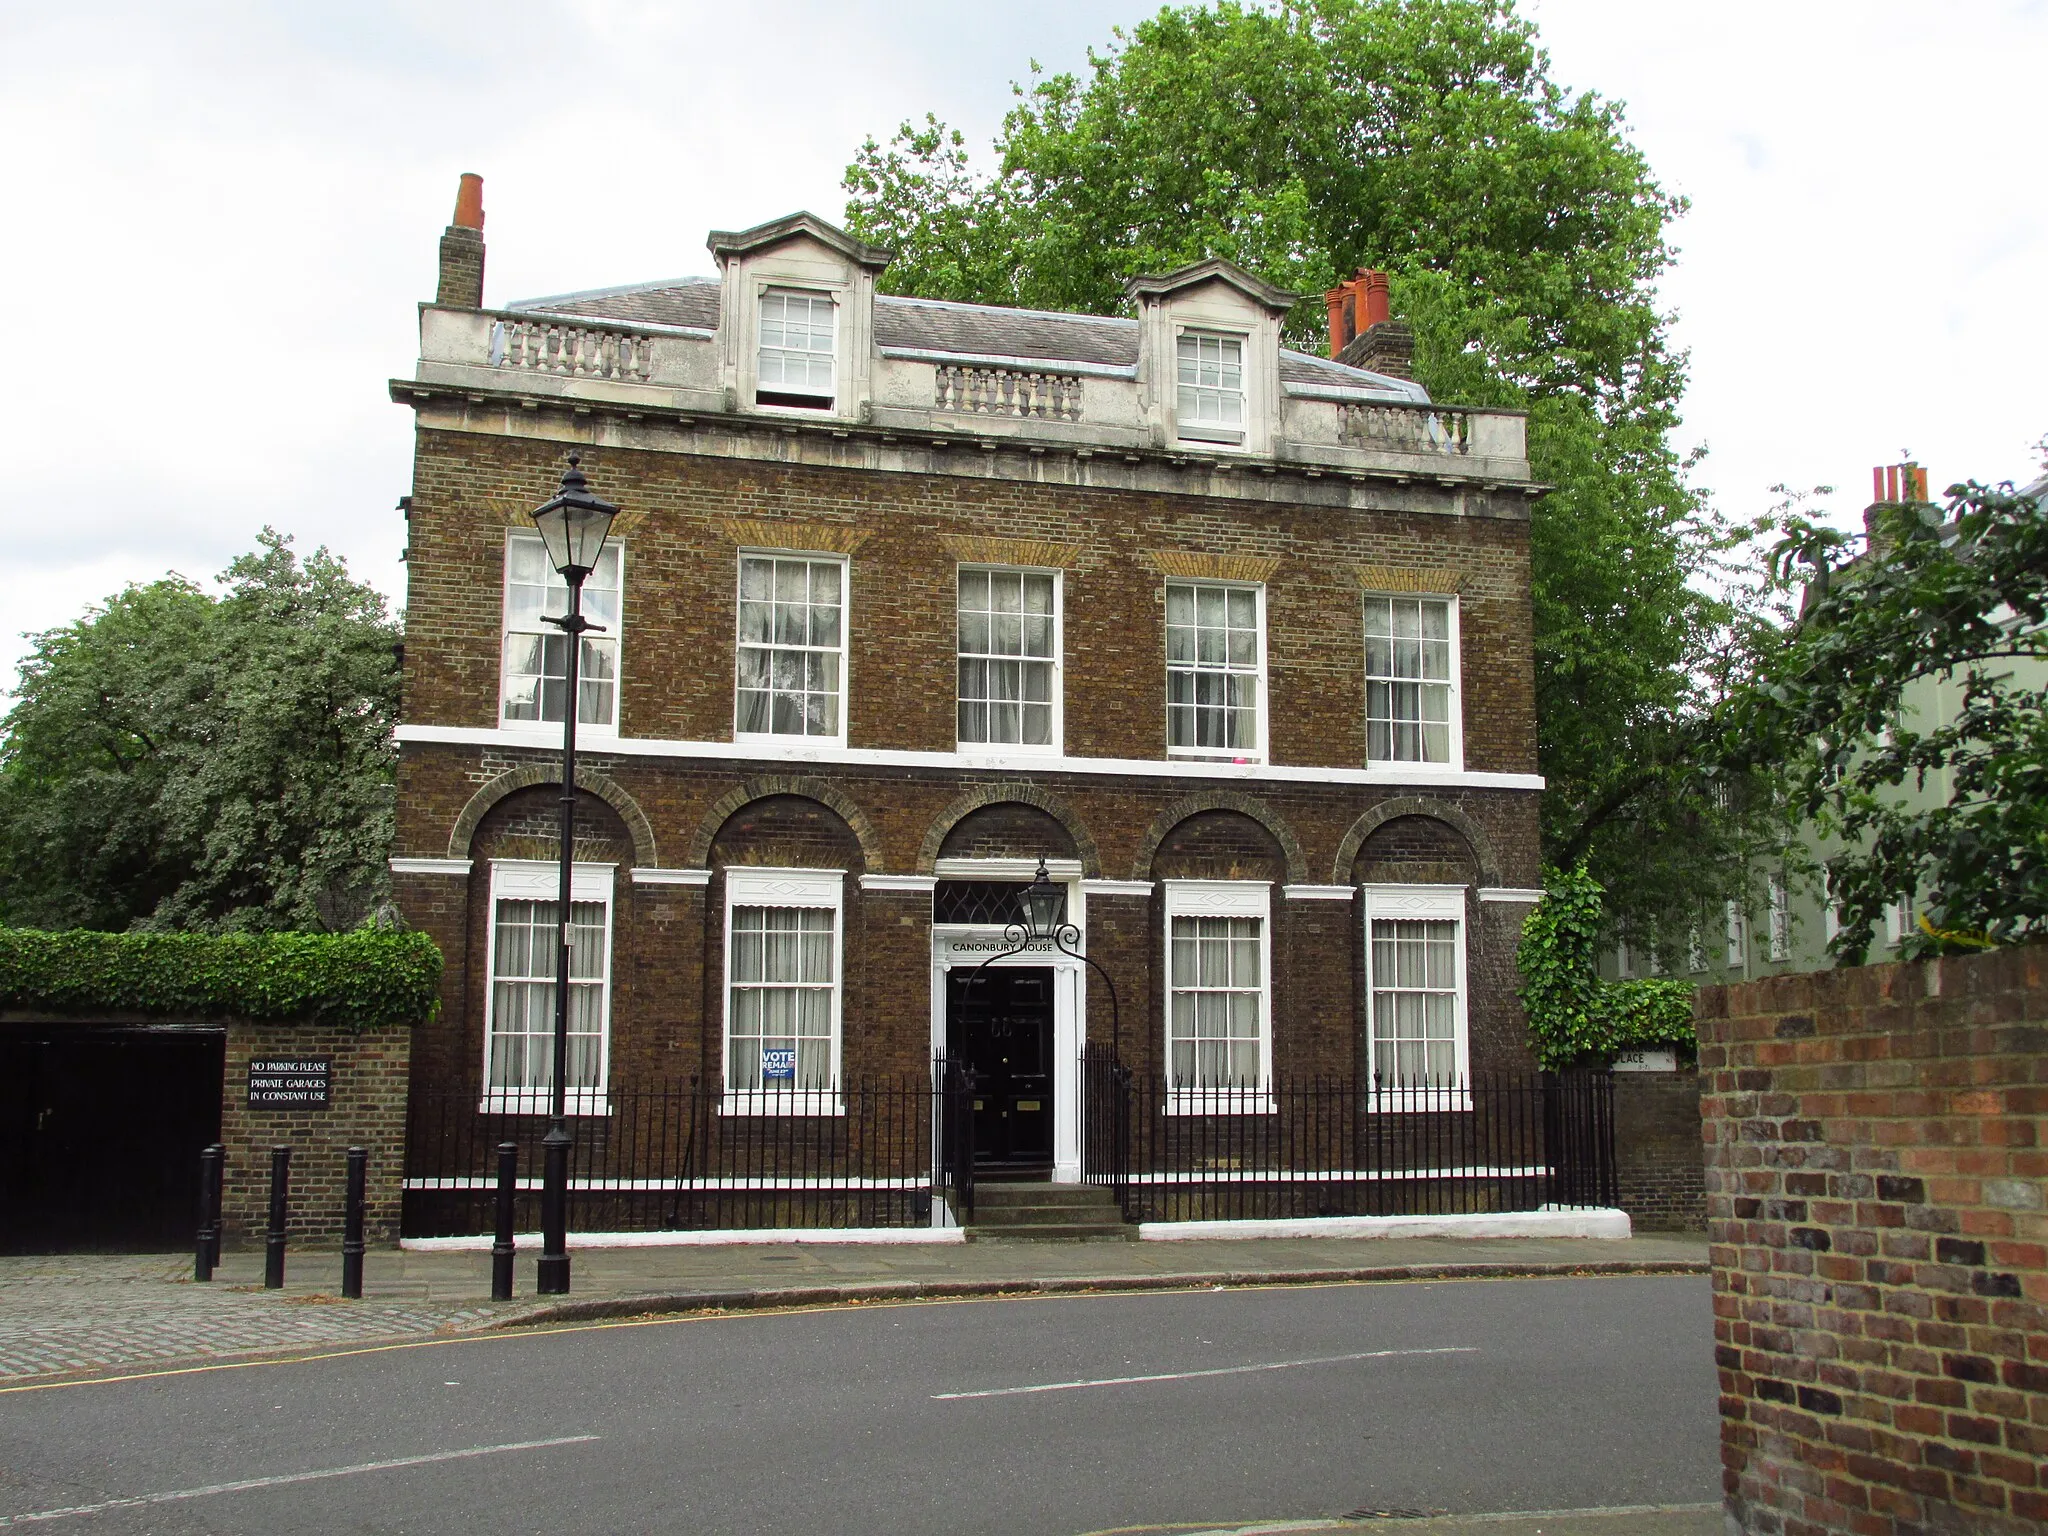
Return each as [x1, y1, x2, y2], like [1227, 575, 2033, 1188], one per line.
[0, 1027, 225, 1254]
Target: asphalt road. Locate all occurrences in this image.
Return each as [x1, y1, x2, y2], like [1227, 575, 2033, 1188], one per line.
[0, 1275, 1718, 1535]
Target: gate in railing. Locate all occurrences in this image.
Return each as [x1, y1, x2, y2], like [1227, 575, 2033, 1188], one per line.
[1076, 1055, 1616, 1224]
[933, 1054, 975, 1226]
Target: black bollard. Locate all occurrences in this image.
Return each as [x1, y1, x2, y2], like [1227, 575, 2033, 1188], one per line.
[194, 1144, 223, 1282]
[491, 1141, 518, 1302]
[263, 1145, 291, 1289]
[340, 1147, 367, 1299]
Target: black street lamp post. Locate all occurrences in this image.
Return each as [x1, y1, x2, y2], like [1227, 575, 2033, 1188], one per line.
[961, 858, 1120, 1053]
[527, 453, 619, 1297]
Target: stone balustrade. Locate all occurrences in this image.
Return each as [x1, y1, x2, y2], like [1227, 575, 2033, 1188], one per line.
[1339, 401, 1471, 455]
[934, 364, 1083, 422]
[489, 316, 657, 383]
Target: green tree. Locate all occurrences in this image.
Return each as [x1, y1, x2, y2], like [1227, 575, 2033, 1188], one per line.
[844, 0, 1763, 939]
[1723, 477, 2048, 961]
[0, 531, 400, 933]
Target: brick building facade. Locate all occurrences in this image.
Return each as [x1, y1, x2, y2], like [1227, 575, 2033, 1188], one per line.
[389, 181, 1544, 1195]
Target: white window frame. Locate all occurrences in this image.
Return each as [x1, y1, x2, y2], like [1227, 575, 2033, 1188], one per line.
[1362, 592, 1463, 770]
[754, 285, 837, 410]
[1174, 328, 1248, 446]
[722, 866, 846, 1116]
[1360, 884, 1470, 1110]
[1725, 899, 1747, 970]
[734, 551, 849, 747]
[1687, 924, 1707, 973]
[1162, 879, 1273, 1114]
[1885, 896, 1914, 948]
[955, 565, 1063, 755]
[499, 532, 624, 736]
[1164, 579, 1267, 762]
[1768, 876, 1791, 962]
[480, 859, 616, 1115]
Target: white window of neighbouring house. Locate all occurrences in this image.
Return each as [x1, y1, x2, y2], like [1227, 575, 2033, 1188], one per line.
[723, 867, 844, 1112]
[736, 554, 846, 742]
[1164, 880, 1271, 1108]
[501, 534, 623, 731]
[1361, 886, 1468, 1094]
[1725, 900, 1747, 970]
[957, 567, 1060, 750]
[756, 288, 835, 408]
[1176, 331, 1246, 444]
[1166, 581, 1264, 759]
[1364, 594, 1459, 766]
[482, 860, 614, 1113]
[1768, 876, 1791, 962]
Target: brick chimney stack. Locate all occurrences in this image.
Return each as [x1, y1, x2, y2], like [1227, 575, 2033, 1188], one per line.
[1864, 461, 1931, 555]
[436, 173, 486, 309]
[1323, 267, 1414, 379]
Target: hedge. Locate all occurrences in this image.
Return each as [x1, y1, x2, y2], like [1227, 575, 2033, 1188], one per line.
[0, 927, 442, 1030]
[1515, 865, 1696, 1071]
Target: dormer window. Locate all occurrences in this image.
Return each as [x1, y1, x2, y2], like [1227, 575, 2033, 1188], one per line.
[1176, 331, 1245, 445]
[757, 288, 835, 408]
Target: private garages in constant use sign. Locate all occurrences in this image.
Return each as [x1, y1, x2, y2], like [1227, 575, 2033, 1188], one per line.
[246, 1057, 331, 1108]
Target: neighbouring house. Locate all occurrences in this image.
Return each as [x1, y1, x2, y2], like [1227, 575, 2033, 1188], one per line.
[387, 176, 1552, 1232]
[1611, 462, 2048, 990]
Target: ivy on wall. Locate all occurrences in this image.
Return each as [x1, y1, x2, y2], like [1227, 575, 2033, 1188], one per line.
[0, 927, 441, 1031]
[1517, 865, 1695, 1070]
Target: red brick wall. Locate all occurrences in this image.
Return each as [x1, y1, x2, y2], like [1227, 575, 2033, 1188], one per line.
[401, 430, 1539, 776]
[1699, 943, 2048, 1534]
[220, 1019, 412, 1250]
[1614, 1069, 1705, 1232]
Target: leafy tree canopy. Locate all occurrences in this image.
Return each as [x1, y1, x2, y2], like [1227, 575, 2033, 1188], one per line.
[844, 0, 1764, 938]
[0, 531, 400, 933]
[1721, 477, 2048, 962]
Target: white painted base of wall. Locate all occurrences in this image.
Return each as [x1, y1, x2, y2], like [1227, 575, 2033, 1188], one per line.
[400, 1226, 969, 1252]
[1137, 1207, 1633, 1242]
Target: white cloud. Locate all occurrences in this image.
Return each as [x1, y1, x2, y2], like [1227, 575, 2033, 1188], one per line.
[0, 0, 2039, 696]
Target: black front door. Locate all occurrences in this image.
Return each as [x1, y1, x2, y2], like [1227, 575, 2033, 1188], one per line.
[946, 966, 1054, 1171]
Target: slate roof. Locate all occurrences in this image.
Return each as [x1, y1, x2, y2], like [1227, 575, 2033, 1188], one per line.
[509, 276, 1428, 401]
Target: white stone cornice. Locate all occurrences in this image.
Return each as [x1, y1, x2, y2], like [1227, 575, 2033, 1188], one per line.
[860, 874, 938, 893]
[395, 722, 1544, 794]
[631, 867, 711, 887]
[1283, 884, 1356, 901]
[1081, 879, 1154, 898]
[390, 857, 473, 876]
[1479, 887, 1546, 904]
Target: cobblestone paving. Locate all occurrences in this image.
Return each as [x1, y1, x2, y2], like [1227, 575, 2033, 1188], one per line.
[0, 1256, 502, 1383]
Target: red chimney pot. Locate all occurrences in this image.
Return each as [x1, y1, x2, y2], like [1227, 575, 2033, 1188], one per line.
[452, 173, 484, 232]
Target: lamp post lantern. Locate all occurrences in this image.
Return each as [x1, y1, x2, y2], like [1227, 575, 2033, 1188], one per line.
[528, 452, 618, 1296]
[961, 857, 1120, 1054]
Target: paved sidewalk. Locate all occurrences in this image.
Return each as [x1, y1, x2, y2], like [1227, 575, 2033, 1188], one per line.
[0, 1232, 1706, 1384]
[1175, 1505, 1724, 1534]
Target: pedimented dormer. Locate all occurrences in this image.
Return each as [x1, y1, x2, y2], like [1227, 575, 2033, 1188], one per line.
[707, 212, 892, 423]
[1126, 259, 1296, 457]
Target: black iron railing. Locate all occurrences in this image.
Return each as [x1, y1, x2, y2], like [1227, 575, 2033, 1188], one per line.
[1077, 1056, 1616, 1224]
[403, 1073, 960, 1237]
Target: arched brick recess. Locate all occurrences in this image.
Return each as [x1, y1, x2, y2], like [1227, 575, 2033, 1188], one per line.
[448, 766, 657, 867]
[683, 777, 888, 872]
[916, 784, 1102, 876]
[1129, 793, 1307, 885]
[1331, 797, 1501, 887]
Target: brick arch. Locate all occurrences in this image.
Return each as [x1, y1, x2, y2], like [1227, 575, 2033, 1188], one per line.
[448, 767, 658, 867]
[1332, 797, 1501, 887]
[915, 784, 1102, 877]
[683, 777, 888, 873]
[1130, 793, 1307, 885]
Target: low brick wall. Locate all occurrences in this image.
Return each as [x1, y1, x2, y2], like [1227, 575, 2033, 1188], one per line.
[1614, 1068, 1705, 1231]
[1699, 943, 2048, 1535]
[220, 1021, 412, 1250]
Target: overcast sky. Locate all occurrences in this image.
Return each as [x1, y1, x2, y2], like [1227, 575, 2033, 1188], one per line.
[0, 0, 2041, 694]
